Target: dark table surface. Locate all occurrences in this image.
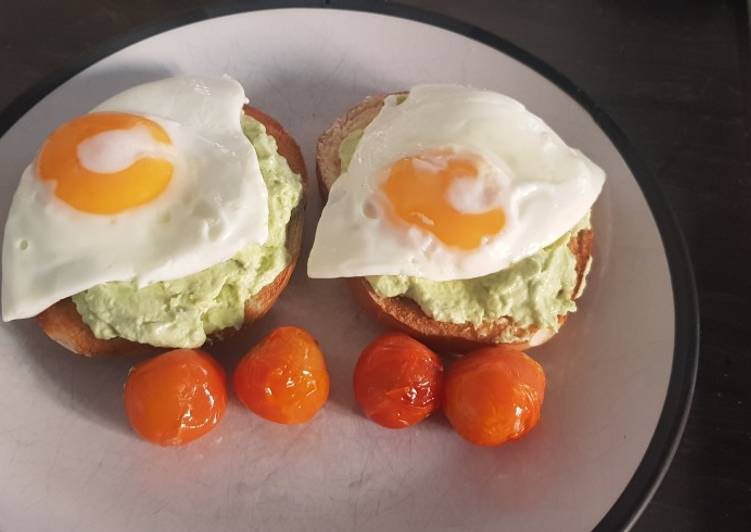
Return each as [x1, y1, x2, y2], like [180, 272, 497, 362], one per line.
[1, 0, 749, 530]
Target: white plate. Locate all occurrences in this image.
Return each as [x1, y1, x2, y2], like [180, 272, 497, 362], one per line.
[0, 4, 698, 532]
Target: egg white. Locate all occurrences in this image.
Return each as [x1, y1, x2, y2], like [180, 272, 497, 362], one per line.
[307, 84, 605, 281]
[2, 76, 268, 321]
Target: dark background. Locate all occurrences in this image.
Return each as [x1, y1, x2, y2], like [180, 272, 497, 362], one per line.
[1, 0, 749, 530]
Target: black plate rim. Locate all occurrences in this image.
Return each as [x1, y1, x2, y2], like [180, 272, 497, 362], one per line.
[0, 2, 700, 531]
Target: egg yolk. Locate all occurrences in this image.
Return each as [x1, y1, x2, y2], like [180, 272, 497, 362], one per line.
[37, 112, 173, 214]
[381, 149, 505, 249]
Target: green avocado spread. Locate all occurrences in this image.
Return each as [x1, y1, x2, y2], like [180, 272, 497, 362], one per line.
[339, 127, 589, 342]
[72, 115, 303, 348]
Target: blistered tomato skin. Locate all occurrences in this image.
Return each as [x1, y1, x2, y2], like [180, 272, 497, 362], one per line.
[124, 349, 228, 446]
[444, 348, 545, 447]
[354, 332, 444, 429]
[233, 326, 329, 424]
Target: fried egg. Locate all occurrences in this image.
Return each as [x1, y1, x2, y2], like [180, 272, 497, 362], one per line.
[307, 84, 605, 280]
[2, 76, 268, 321]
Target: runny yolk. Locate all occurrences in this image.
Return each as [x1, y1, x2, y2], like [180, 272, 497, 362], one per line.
[381, 149, 505, 250]
[37, 112, 173, 214]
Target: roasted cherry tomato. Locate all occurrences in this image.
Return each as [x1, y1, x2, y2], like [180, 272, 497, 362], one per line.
[233, 326, 329, 424]
[124, 349, 227, 446]
[354, 332, 443, 429]
[444, 347, 545, 446]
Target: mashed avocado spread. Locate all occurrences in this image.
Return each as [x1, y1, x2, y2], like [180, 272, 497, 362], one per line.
[339, 128, 588, 340]
[72, 116, 303, 348]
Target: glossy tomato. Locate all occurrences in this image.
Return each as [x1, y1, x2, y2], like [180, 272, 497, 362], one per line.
[124, 349, 227, 446]
[354, 332, 443, 429]
[233, 326, 329, 424]
[444, 347, 545, 446]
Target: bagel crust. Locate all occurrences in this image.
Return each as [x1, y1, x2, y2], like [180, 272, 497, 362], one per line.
[36, 105, 307, 357]
[316, 93, 593, 352]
